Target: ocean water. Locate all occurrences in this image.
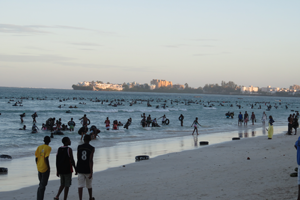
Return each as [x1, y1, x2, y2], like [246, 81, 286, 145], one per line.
[0, 87, 298, 159]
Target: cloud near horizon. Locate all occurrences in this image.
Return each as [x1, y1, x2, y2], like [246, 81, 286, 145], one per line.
[0, 53, 73, 63]
[0, 24, 115, 36]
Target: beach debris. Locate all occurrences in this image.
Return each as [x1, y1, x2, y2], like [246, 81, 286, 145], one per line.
[290, 172, 298, 177]
[232, 137, 240, 140]
[247, 157, 250, 160]
[0, 167, 8, 174]
[135, 155, 149, 161]
[0, 155, 12, 159]
[199, 141, 209, 145]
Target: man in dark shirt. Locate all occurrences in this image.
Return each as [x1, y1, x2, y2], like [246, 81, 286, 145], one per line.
[54, 137, 77, 200]
[77, 135, 95, 200]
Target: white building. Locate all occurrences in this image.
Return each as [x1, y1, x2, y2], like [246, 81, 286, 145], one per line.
[241, 85, 259, 93]
[149, 84, 156, 90]
[78, 81, 91, 86]
[94, 83, 123, 91]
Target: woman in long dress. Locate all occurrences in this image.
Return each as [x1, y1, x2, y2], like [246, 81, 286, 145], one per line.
[268, 115, 275, 139]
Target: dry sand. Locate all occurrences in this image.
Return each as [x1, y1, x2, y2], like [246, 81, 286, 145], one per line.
[1, 132, 298, 200]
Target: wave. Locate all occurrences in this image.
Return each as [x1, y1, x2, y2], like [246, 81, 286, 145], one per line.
[203, 107, 217, 110]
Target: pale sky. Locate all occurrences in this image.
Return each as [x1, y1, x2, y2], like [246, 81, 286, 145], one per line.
[0, 0, 299, 89]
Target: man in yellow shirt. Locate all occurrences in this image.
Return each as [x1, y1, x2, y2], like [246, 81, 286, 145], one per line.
[35, 136, 51, 200]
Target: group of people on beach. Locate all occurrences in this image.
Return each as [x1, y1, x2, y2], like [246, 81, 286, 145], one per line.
[287, 112, 299, 135]
[35, 135, 95, 200]
[237, 111, 276, 139]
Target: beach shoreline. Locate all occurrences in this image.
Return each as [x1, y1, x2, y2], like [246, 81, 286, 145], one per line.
[1, 125, 298, 199]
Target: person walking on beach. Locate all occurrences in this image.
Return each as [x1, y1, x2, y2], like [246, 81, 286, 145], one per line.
[77, 135, 95, 200]
[35, 136, 51, 200]
[251, 112, 256, 125]
[294, 136, 300, 200]
[191, 117, 201, 135]
[54, 137, 77, 200]
[20, 113, 25, 123]
[32, 112, 38, 123]
[262, 112, 267, 125]
[68, 118, 76, 131]
[244, 111, 249, 126]
[268, 115, 275, 139]
[179, 114, 184, 126]
[238, 112, 243, 126]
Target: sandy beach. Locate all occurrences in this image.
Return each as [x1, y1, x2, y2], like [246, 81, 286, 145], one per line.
[1, 126, 298, 200]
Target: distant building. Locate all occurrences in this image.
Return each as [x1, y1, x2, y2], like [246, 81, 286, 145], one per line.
[241, 85, 258, 93]
[150, 79, 173, 88]
[290, 85, 300, 91]
[173, 84, 185, 90]
[149, 84, 156, 90]
[78, 81, 91, 86]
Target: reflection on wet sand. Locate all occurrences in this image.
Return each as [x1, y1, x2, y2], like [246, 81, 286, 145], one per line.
[0, 126, 288, 192]
[193, 135, 198, 147]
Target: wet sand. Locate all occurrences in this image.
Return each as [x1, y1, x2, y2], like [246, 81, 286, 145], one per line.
[1, 125, 298, 199]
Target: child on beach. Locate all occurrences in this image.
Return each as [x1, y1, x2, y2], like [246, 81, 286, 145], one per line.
[191, 117, 201, 135]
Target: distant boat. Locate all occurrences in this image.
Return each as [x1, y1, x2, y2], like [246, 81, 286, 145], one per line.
[194, 96, 202, 98]
[237, 98, 243, 99]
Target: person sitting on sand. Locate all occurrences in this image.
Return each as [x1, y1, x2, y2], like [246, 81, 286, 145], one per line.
[191, 117, 201, 135]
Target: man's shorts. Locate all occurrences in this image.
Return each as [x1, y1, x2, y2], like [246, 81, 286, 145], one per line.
[60, 173, 72, 187]
[78, 173, 93, 189]
[69, 125, 74, 129]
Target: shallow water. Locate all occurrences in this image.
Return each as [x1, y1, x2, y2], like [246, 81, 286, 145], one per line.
[0, 125, 288, 192]
[0, 87, 298, 158]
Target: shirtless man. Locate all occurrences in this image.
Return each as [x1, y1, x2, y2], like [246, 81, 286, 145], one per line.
[79, 115, 90, 127]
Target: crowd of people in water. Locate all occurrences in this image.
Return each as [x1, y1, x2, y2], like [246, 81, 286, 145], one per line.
[5, 96, 297, 140]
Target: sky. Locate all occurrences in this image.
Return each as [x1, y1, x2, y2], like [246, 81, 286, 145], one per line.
[0, 0, 299, 89]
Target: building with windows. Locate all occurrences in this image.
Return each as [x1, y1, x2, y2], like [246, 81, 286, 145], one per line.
[150, 79, 173, 88]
